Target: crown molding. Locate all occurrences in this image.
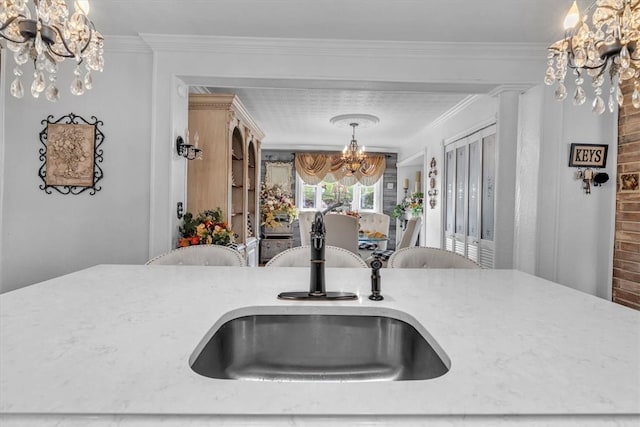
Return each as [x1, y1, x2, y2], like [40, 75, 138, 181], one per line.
[103, 35, 152, 53]
[488, 84, 534, 97]
[138, 34, 547, 62]
[263, 142, 398, 153]
[425, 95, 482, 131]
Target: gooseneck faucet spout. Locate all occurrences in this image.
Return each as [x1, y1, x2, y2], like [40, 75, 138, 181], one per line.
[309, 211, 326, 296]
[277, 211, 358, 301]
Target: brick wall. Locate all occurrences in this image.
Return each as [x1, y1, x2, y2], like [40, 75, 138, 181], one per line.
[613, 81, 640, 310]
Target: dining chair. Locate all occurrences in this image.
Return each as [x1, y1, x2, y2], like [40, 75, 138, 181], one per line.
[323, 213, 360, 255]
[359, 212, 390, 250]
[297, 211, 317, 246]
[265, 245, 368, 267]
[366, 216, 422, 267]
[388, 246, 482, 269]
[145, 244, 246, 266]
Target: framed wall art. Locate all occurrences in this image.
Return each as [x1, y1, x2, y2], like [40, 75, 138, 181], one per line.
[38, 113, 105, 195]
[619, 172, 639, 193]
[265, 161, 293, 192]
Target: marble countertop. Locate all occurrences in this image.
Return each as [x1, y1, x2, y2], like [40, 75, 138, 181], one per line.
[1, 265, 639, 426]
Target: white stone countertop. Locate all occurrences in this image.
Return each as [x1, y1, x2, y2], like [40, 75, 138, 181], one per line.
[1, 265, 639, 426]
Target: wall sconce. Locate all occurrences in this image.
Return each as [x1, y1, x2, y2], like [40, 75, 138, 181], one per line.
[427, 157, 438, 209]
[176, 130, 202, 160]
[402, 178, 409, 199]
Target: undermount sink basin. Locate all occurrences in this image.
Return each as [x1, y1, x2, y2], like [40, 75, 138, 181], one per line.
[190, 312, 450, 382]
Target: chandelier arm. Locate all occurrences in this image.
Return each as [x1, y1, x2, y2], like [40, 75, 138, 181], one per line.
[46, 23, 95, 63]
[0, 15, 23, 33]
[0, 32, 30, 44]
[0, 15, 29, 41]
[567, 62, 607, 71]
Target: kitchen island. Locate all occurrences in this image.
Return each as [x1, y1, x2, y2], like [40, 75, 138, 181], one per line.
[1, 265, 639, 426]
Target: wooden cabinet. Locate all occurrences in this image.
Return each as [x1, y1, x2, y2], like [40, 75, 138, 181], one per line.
[187, 94, 264, 246]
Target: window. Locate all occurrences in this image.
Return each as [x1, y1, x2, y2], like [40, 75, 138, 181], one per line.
[296, 176, 382, 212]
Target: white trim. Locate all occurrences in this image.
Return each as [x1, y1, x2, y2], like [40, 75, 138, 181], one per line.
[148, 50, 160, 260]
[444, 117, 498, 147]
[296, 175, 383, 213]
[140, 34, 547, 61]
[396, 151, 424, 168]
[104, 35, 152, 53]
[0, 48, 5, 292]
[488, 85, 533, 97]
[425, 95, 482, 131]
[605, 107, 619, 301]
[264, 143, 398, 153]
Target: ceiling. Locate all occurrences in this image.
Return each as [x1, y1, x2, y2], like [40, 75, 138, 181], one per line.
[90, 0, 579, 151]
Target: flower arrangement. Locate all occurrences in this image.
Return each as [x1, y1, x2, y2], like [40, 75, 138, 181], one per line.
[178, 208, 235, 247]
[391, 192, 424, 219]
[260, 183, 299, 228]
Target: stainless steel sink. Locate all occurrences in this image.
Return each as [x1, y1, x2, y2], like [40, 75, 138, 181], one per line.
[190, 313, 449, 381]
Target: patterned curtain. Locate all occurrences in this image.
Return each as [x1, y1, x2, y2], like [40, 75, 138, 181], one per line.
[295, 153, 386, 186]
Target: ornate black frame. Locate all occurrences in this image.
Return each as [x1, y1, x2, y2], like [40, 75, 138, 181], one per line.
[38, 113, 105, 195]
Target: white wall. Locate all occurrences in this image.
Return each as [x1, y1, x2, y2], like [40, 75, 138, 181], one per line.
[534, 88, 616, 299]
[401, 96, 499, 249]
[401, 84, 616, 299]
[514, 85, 543, 275]
[0, 46, 153, 293]
[2, 34, 616, 299]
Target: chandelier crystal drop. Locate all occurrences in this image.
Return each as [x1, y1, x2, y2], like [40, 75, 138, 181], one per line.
[341, 122, 367, 176]
[545, 0, 639, 114]
[0, 0, 104, 101]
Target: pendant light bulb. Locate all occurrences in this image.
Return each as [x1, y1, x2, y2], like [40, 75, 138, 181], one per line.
[75, 0, 91, 15]
[563, 1, 580, 30]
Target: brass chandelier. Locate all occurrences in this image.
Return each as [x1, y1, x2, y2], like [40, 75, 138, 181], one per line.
[341, 122, 367, 176]
[0, 0, 104, 101]
[330, 113, 379, 176]
[544, 0, 639, 114]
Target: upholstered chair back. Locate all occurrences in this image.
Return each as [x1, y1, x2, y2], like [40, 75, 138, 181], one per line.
[265, 245, 367, 267]
[297, 211, 316, 246]
[145, 245, 246, 266]
[397, 216, 422, 250]
[388, 247, 482, 269]
[323, 213, 360, 255]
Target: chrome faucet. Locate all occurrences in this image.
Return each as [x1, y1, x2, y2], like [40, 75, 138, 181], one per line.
[278, 211, 357, 301]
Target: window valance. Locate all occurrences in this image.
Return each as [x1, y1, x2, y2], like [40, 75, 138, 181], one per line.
[294, 153, 386, 186]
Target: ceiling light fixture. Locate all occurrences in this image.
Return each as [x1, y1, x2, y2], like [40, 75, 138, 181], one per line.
[544, 0, 639, 114]
[341, 122, 367, 176]
[0, 0, 104, 102]
[330, 114, 379, 176]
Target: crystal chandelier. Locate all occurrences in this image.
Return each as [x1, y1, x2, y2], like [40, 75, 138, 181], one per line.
[341, 122, 367, 176]
[330, 114, 378, 176]
[544, 0, 639, 114]
[0, 0, 104, 101]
